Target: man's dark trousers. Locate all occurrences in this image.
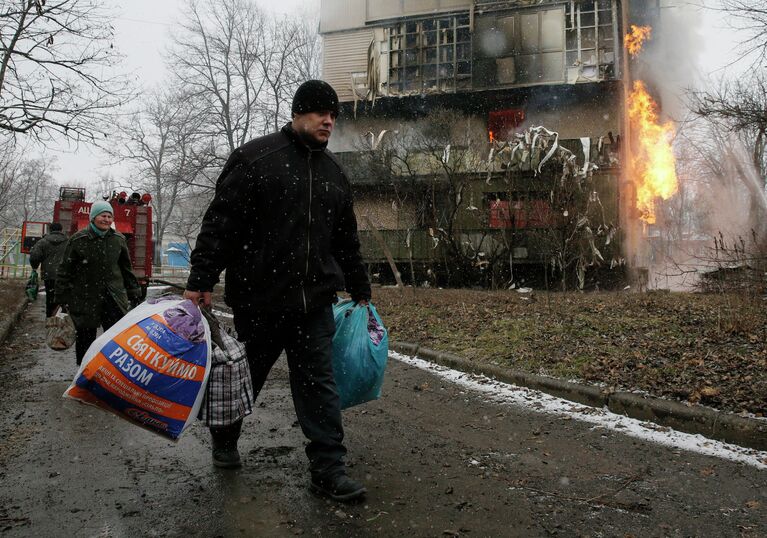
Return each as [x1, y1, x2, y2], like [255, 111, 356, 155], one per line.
[44, 279, 58, 318]
[211, 305, 346, 478]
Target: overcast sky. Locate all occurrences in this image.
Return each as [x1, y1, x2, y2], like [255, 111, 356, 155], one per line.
[42, 0, 743, 191]
[45, 0, 319, 191]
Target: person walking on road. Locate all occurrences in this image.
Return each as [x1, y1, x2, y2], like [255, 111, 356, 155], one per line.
[29, 222, 68, 317]
[184, 80, 371, 503]
[56, 201, 142, 366]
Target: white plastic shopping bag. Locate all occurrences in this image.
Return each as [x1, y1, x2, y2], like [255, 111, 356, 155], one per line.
[63, 298, 212, 440]
[46, 308, 76, 351]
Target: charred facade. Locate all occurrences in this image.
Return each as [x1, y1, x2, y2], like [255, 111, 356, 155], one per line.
[320, 0, 659, 288]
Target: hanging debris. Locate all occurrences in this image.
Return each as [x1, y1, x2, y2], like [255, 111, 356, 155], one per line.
[485, 126, 600, 186]
[484, 126, 620, 290]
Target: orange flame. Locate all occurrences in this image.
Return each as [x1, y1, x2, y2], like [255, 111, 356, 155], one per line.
[489, 130, 495, 142]
[624, 25, 652, 57]
[628, 80, 678, 224]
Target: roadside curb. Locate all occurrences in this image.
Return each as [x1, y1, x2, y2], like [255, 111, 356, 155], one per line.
[0, 294, 30, 345]
[390, 341, 767, 452]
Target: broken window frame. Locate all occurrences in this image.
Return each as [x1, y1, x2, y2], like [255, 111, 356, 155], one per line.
[381, 1, 622, 94]
[565, 0, 618, 82]
[386, 13, 472, 95]
[472, 5, 566, 88]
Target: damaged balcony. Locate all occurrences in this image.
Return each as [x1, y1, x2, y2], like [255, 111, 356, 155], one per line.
[335, 133, 621, 184]
[341, 131, 622, 267]
[324, 0, 623, 110]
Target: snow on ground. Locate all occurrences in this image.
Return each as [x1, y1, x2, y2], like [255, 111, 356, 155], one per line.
[391, 351, 767, 470]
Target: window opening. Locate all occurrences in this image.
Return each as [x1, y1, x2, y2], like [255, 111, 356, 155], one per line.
[565, 0, 617, 82]
[472, 1, 617, 90]
[386, 14, 471, 95]
[473, 6, 565, 88]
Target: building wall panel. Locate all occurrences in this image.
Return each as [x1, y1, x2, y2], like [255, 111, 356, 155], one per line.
[320, 0, 366, 33]
[322, 29, 376, 102]
[322, 0, 472, 31]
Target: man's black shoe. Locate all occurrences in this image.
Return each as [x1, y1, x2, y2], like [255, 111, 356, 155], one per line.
[212, 447, 241, 469]
[310, 474, 367, 502]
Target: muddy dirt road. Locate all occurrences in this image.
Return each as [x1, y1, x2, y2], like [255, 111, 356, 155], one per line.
[1, 300, 765, 537]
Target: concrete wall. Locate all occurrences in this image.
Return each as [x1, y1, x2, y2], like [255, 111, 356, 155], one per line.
[320, 0, 366, 34]
[320, 0, 472, 33]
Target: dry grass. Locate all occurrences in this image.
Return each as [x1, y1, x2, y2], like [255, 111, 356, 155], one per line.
[374, 287, 767, 416]
[0, 280, 25, 323]
[141, 284, 767, 416]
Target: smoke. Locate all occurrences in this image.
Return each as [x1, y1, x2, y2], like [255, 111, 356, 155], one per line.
[634, 2, 705, 121]
[626, 2, 766, 288]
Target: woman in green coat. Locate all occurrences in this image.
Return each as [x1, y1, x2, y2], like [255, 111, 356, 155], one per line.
[56, 201, 142, 365]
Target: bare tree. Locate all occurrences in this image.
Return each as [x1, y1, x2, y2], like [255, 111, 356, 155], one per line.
[688, 72, 767, 248]
[259, 16, 322, 132]
[498, 131, 618, 292]
[113, 88, 209, 262]
[643, 102, 767, 293]
[285, 16, 322, 83]
[717, 0, 767, 65]
[162, 185, 217, 267]
[0, 154, 59, 228]
[149, 0, 326, 258]
[93, 172, 121, 200]
[355, 110, 509, 287]
[0, 0, 130, 142]
[167, 0, 269, 164]
[0, 142, 22, 225]
[167, 0, 322, 171]
[690, 74, 766, 177]
[350, 114, 622, 290]
[414, 111, 501, 287]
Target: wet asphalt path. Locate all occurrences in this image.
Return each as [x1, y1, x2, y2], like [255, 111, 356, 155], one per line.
[0, 299, 765, 537]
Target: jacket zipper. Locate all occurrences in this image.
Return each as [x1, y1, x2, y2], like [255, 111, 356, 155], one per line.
[302, 152, 312, 313]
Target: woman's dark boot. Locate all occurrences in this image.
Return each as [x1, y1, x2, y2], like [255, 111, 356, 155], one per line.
[210, 421, 242, 469]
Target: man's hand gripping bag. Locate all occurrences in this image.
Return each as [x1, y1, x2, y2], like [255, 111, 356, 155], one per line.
[332, 300, 388, 409]
[63, 299, 212, 440]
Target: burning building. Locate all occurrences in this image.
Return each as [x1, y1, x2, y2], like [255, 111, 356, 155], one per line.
[319, 0, 671, 288]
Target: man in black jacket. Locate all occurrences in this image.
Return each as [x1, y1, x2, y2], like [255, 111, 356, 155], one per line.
[29, 222, 68, 317]
[184, 80, 371, 502]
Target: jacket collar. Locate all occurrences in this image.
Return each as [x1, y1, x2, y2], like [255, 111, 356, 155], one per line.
[282, 122, 328, 154]
[86, 225, 114, 239]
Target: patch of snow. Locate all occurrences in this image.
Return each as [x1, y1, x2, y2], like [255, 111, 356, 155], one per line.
[390, 351, 767, 470]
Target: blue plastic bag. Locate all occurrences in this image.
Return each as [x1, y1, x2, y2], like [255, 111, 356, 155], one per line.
[332, 300, 388, 409]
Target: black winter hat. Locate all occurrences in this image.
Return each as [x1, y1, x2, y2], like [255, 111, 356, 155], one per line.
[291, 80, 340, 116]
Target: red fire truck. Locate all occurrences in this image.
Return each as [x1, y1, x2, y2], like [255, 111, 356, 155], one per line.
[22, 187, 154, 294]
